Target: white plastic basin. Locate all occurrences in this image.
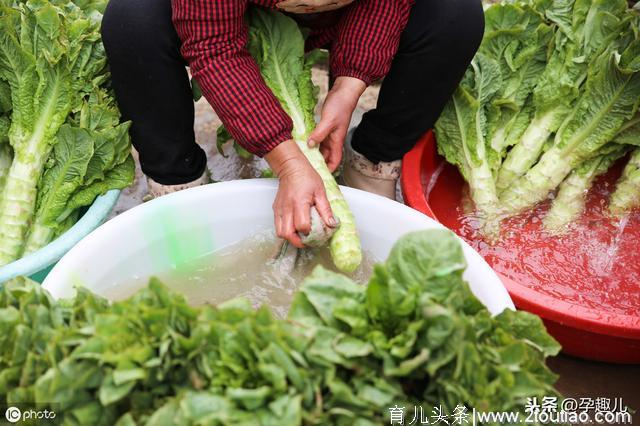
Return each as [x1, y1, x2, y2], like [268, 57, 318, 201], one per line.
[42, 179, 514, 315]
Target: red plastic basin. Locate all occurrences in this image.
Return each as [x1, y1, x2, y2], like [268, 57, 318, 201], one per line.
[401, 131, 640, 364]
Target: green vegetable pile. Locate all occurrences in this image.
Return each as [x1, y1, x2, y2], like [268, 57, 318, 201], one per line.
[0, 230, 560, 425]
[436, 0, 640, 235]
[0, 0, 134, 265]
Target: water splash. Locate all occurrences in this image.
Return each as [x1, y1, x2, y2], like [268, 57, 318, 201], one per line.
[601, 214, 630, 275]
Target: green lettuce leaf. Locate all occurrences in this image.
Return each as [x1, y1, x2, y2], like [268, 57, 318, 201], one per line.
[613, 113, 640, 146]
[483, 3, 553, 156]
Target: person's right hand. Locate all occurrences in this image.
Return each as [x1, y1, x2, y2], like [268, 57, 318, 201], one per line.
[265, 140, 337, 248]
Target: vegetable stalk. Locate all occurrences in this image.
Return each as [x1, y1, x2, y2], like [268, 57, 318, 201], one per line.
[248, 10, 362, 273]
[609, 148, 640, 215]
[436, 54, 502, 237]
[544, 145, 628, 232]
[0, 4, 75, 263]
[0, 139, 9, 194]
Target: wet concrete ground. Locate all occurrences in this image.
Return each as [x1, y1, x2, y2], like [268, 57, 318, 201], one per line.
[109, 66, 639, 423]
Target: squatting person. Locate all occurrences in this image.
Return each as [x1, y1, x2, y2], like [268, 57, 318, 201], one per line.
[101, 0, 484, 247]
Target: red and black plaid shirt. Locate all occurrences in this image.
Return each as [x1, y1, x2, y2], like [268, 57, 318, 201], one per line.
[172, 0, 414, 156]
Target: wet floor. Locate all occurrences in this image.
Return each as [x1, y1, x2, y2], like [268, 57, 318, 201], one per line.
[550, 355, 640, 423]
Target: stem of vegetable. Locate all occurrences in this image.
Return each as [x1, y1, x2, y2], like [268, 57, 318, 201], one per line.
[250, 10, 362, 273]
[609, 148, 640, 215]
[544, 147, 627, 233]
[0, 156, 46, 264]
[296, 139, 361, 272]
[496, 110, 557, 193]
[499, 146, 575, 215]
[22, 223, 54, 255]
[0, 142, 10, 195]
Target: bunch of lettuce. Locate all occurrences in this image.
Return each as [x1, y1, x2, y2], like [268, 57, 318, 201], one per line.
[436, 0, 640, 235]
[0, 0, 134, 265]
[0, 230, 560, 425]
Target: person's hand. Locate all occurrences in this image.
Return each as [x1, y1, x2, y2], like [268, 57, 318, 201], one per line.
[308, 76, 366, 172]
[265, 140, 337, 248]
[276, 0, 354, 14]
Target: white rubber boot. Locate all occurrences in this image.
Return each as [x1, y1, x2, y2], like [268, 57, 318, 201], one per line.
[342, 141, 401, 200]
[145, 170, 211, 201]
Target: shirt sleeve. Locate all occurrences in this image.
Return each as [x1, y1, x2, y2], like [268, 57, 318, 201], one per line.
[330, 0, 415, 85]
[172, 0, 293, 156]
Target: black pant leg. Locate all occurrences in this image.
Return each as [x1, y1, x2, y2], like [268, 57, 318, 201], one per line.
[101, 0, 206, 185]
[352, 0, 485, 163]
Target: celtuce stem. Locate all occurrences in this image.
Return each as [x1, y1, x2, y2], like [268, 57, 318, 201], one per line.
[22, 223, 55, 256]
[609, 149, 640, 215]
[297, 140, 361, 273]
[544, 149, 625, 233]
[0, 143, 10, 194]
[496, 111, 556, 193]
[0, 157, 44, 264]
[499, 146, 574, 216]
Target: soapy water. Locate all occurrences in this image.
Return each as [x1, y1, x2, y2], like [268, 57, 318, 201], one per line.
[111, 232, 376, 317]
[428, 160, 640, 318]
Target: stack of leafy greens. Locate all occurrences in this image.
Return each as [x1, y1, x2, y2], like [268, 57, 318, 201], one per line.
[436, 0, 640, 235]
[0, 0, 134, 265]
[0, 230, 560, 425]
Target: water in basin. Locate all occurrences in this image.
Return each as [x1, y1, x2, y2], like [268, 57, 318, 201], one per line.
[107, 231, 377, 317]
[427, 159, 640, 317]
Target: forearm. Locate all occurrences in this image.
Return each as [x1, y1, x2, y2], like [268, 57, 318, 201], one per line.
[173, 0, 294, 156]
[191, 60, 294, 157]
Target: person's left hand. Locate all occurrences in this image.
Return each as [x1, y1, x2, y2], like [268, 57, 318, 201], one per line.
[308, 76, 366, 172]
